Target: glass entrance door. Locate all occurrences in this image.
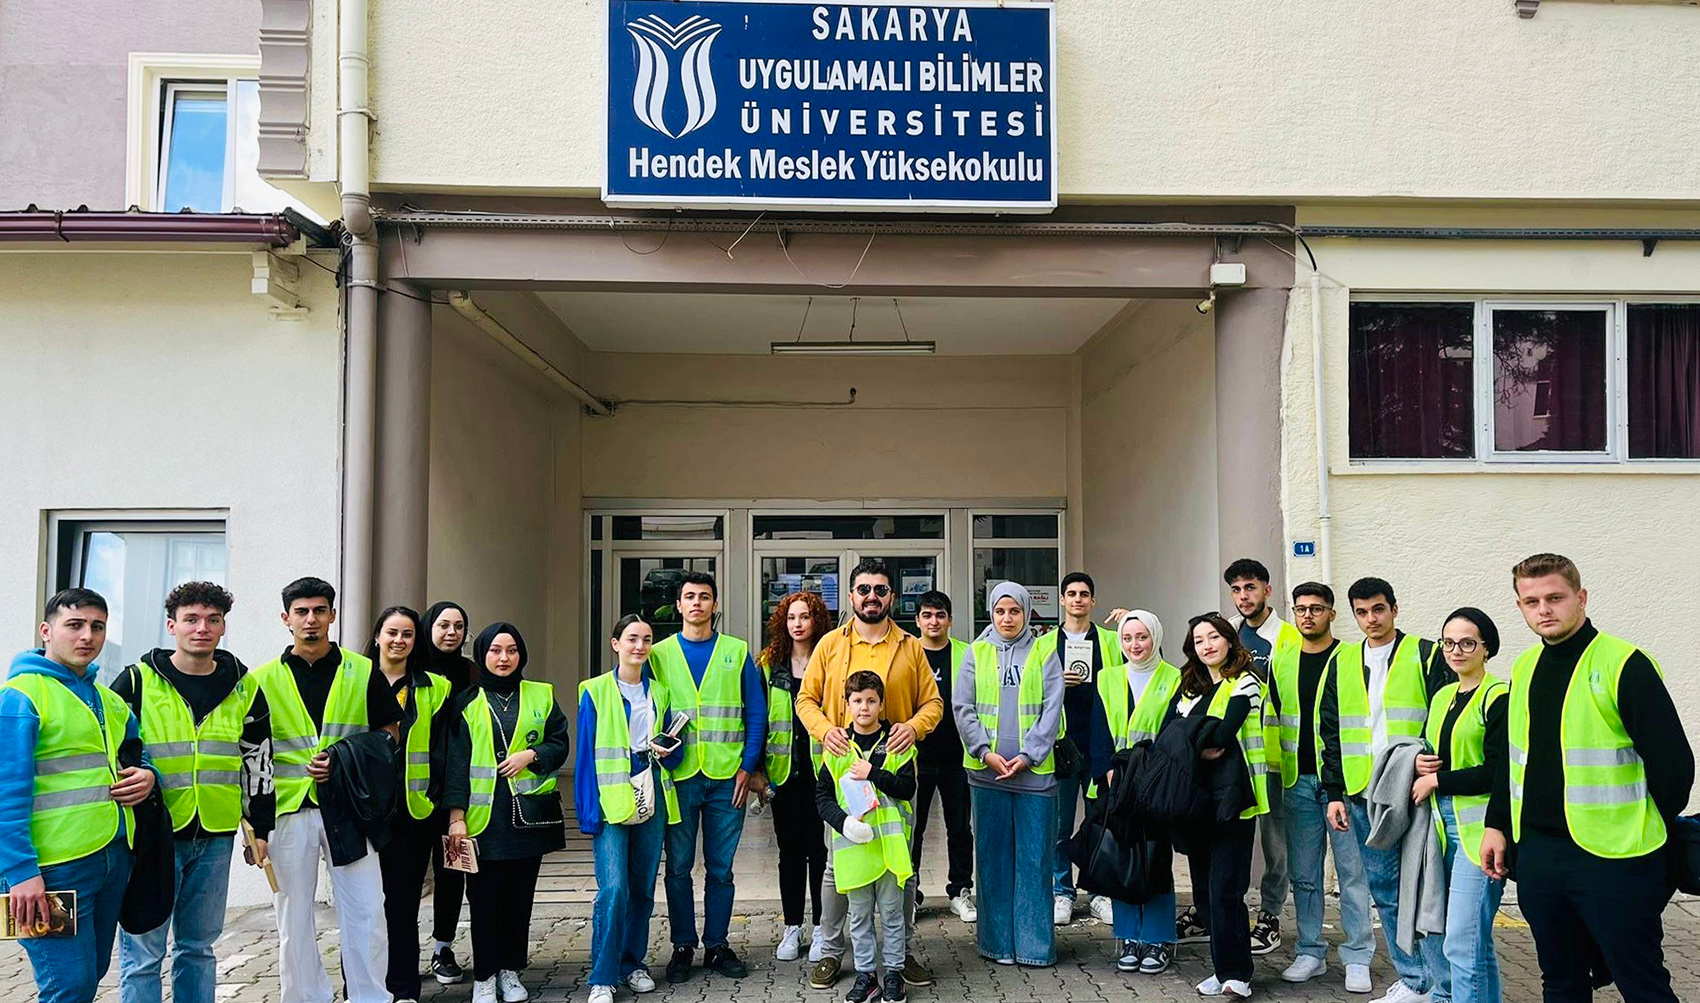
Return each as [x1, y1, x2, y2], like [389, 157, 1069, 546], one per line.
[614, 553, 718, 646]
[758, 554, 843, 648]
[846, 550, 940, 639]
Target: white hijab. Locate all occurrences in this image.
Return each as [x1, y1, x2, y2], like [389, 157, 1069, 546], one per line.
[1118, 608, 1165, 671]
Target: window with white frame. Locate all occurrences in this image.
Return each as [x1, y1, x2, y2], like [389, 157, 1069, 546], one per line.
[50, 515, 229, 683]
[129, 54, 318, 217]
[1348, 299, 1700, 462]
[971, 512, 1063, 636]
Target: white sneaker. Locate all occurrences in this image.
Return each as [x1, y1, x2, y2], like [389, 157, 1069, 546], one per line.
[497, 969, 530, 1002]
[1221, 980, 1252, 999]
[951, 892, 978, 923]
[1089, 895, 1114, 924]
[627, 970, 657, 993]
[1281, 955, 1325, 982]
[1345, 964, 1372, 994]
[1371, 983, 1430, 1003]
[1197, 975, 1224, 997]
[777, 924, 803, 961]
[1053, 894, 1074, 926]
[588, 988, 614, 1003]
[473, 978, 500, 1003]
[808, 925, 826, 963]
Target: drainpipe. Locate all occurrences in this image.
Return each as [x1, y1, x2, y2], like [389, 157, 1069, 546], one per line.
[339, 0, 377, 641]
[447, 292, 615, 416]
[1309, 268, 1333, 588]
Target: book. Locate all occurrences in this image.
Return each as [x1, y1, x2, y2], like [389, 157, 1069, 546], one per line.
[0, 891, 76, 939]
[441, 835, 480, 874]
[242, 820, 279, 893]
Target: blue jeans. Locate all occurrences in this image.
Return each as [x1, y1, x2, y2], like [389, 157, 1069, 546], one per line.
[1437, 798, 1502, 1003]
[1052, 770, 1086, 898]
[118, 835, 233, 1003]
[1286, 776, 1374, 966]
[592, 813, 667, 987]
[664, 774, 746, 951]
[7, 838, 133, 1003]
[972, 785, 1055, 966]
[1111, 892, 1176, 945]
[1348, 796, 1451, 1001]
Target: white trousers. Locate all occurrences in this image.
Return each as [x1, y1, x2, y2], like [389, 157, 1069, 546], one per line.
[271, 808, 392, 1003]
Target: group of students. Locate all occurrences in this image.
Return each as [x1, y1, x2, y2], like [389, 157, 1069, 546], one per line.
[2, 550, 1691, 1003]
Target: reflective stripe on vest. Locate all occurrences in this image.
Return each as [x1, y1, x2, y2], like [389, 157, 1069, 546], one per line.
[1425, 676, 1506, 867]
[759, 655, 797, 786]
[1208, 676, 1270, 819]
[647, 633, 749, 781]
[252, 649, 374, 814]
[2, 674, 135, 866]
[1325, 636, 1431, 796]
[462, 680, 558, 837]
[825, 740, 916, 892]
[1508, 632, 1666, 859]
[579, 672, 681, 826]
[962, 639, 1062, 775]
[1266, 639, 1310, 790]
[1089, 659, 1181, 799]
[135, 657, 257, 833]
[403, 672, 452, 820]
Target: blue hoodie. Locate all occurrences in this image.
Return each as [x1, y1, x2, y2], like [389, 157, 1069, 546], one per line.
[0, 650, 151, 885]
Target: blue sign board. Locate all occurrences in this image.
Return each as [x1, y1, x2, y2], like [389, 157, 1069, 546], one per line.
[605, 0, 1057, 211]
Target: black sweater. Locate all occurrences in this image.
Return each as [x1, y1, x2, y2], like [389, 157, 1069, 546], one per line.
[1319, 631, 1453, 802]
[444, 684, 572, 860]
[814, 723, 918, 833]
[1486, 621, 1693, 844]
[1433, 681, 1508, 798]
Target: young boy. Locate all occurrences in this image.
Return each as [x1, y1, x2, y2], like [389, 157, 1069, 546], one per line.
[815, 671, 918, 1003]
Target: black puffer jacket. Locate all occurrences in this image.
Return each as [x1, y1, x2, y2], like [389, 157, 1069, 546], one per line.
[321, 731, 399, 865]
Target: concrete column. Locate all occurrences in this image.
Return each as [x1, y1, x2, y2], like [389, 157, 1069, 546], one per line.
[340, 240, 379, 645]
[374, 283, 433, 614]
[1213, 286, 1292, 600]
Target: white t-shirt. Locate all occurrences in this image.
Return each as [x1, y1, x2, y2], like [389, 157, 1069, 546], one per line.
[1364, 640, 1397, 756]
[1125, 665, 1157, 708]
[617, 678, 653, 753]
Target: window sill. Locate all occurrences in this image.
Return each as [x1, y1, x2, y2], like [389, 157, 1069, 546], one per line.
[1335, 460, 1700, 476]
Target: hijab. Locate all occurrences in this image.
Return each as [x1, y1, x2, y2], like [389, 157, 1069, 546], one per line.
[976, 581, 1038, 678]
[1118, 608, 1165, 672]
[472, 621, 528, 694]
[422, 600, 475, 691]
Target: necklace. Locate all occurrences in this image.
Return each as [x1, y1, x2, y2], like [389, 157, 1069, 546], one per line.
[489, 688, 517, 712]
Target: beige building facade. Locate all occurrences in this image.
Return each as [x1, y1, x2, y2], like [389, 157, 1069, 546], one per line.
[4, 0, 1699, 761]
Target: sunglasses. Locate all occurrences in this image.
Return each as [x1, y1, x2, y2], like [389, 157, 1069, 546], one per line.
[853, 584, 892, 598]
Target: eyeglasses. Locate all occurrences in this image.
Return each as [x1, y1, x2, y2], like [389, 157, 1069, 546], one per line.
[1440, 638, 1481, 653]
[853, 584, 891, 598]
[1292, 604, 1332, 617]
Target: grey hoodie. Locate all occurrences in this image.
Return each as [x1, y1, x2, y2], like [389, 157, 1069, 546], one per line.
[953, 582, 1064, 795]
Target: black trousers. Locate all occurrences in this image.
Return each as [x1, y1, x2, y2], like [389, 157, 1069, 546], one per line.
[914, 765, 975, 898]
[770, 768, 827, 926]
[466, 854, 544, 981]
[431, 830, 467, 944]
[1518, 830, 1678, 1003]
[1187, 816, 1256, 984]
[378, 814, 437, 999]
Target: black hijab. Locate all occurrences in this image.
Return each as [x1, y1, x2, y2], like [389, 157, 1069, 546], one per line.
[472, 621, 528, 694]
[1443, 607, 1501, 660]
[422, 600, 475, 692]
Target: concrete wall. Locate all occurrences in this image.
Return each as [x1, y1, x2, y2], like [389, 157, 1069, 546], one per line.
[0, 252, 341, 652]
[579, 353, 1074, 500]
[0, 0, 260, 208]
[1279, 206, 1700, 764]
[1080, 300, 1223, 651]
[360, 0, 1700, 200]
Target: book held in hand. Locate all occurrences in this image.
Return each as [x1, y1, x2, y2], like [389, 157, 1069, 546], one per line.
[441, 836, 480, 874]
[0, 890, 76, 939]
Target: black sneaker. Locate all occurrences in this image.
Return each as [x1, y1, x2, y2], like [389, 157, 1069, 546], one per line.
[1176, 905, 1210, 945]
[666, 946, 694, 984]
[1140, 943, 1173, 975]
[1116, 940, 1144, 973]
[431, 945, 465, 985]
[845, 972, 880, 1003]
[882, 971, 907, 1002]
[704, 946, 749, 979]
[1249, 910, 1281, 956]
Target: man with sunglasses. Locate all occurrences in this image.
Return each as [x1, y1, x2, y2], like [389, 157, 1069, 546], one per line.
[797, 558, 943, 991]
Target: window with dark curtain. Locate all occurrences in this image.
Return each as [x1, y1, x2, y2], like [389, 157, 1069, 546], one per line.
[1348, 303, 1475, 459]
[1628, 304, 1700, 459]
[1491, 309, 1607, 453]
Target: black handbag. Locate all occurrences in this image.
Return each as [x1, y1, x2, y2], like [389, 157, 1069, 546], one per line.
[1067, 794, 1156, 904]
[1051, 735, 1084, 779]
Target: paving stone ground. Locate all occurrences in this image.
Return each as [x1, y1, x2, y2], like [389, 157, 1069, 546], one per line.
[6, 890, 1700, 1002]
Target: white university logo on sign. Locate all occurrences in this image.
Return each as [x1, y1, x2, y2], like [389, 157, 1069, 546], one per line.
[627, 14, 723, 139]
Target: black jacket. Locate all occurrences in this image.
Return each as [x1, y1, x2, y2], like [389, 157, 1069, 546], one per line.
[321, 732, 399, 866]
[1128, 715, 1254, 828]
[119, 735, 176, 934]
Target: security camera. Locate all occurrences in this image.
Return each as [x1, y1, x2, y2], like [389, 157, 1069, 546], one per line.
[1195, 290, 1217, 315]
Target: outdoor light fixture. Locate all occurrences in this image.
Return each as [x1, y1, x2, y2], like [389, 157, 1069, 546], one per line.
[771, 340, 937, 356]
[773, 296, 935, 355]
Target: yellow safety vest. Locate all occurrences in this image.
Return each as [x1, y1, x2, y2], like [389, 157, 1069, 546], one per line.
[1088, 659, 1181, 798]
[825, 739, 916, 892]
[252, 648, 375, 814]
[2, 673, 136, 867]
[1509, 632, 1666, 859]
[1322, 635, 1435, 797]
[648, 633, 749, 781]
[1206, 675, 1270, 819]
[132, 654, 257, 833]
[759, 654, 798, 785]
[461, 681, 558, 837]
[963, 639, 1062, 774]
[403, 672, 452, 820]
[579, 672, 680, 826]
[1424, 676, 1507, 867]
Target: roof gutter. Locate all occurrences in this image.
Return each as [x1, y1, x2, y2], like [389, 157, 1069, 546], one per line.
[0, 211, 299, 245]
